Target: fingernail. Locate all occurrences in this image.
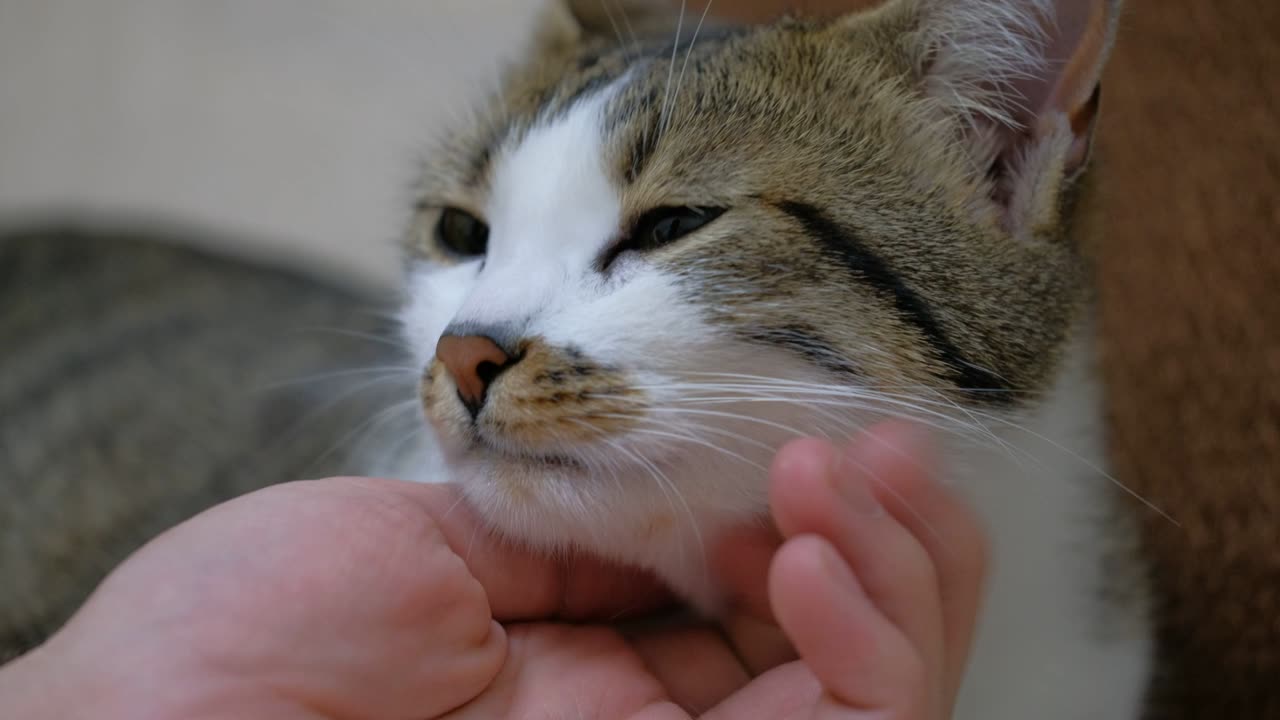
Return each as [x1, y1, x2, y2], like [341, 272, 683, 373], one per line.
[830, 446, 884, 518]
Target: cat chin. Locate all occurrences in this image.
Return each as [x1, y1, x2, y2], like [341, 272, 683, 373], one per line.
[445, 450, 760, 615]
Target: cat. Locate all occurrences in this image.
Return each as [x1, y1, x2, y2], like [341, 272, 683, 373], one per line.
[0, 0, 1155, 716]
[0, 226, 405, 659]
[394, 0, 1153, 717]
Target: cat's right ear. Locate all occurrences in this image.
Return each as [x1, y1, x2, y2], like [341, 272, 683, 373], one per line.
[866, 0, 1124, 236]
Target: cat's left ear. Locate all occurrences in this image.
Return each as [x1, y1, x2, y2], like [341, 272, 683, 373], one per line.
[532, 0, 680, 60]
[886, 0, 1124, 231]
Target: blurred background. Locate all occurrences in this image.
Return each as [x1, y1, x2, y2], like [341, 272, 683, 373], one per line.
[0, 0, 541, 288]
[1, 0, 1276, 716]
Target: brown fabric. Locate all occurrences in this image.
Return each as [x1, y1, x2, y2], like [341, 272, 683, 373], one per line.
[713, 0, 1280, 715]
[1095, 1, 1280, 716]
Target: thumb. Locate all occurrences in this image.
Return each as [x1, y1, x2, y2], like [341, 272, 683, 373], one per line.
[371, 478, 673, 620]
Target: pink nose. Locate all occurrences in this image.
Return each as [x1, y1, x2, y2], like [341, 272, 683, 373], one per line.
[435, 334, 513, 413]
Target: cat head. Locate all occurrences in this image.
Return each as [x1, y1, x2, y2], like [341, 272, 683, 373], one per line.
[400, 0, 1122, 560]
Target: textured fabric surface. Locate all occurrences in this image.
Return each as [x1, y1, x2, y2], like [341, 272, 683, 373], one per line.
[1092, 1, 1280, 716]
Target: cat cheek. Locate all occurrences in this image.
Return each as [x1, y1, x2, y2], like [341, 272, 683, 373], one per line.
[401, 262, 480, 369]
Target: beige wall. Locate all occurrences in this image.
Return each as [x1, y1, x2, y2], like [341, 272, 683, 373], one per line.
[0, 1, 541, 287]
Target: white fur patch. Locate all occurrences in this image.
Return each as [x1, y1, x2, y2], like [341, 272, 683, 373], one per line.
[948, 335, 1151, 720]
[398, 86, 629, 367]
[452, 91, 625, 330]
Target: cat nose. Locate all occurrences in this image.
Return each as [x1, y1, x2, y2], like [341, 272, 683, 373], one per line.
[435, 334, 516, 417]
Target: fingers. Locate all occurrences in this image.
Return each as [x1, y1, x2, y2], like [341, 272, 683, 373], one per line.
[700, 661, 823, 720]
[771, 536, 926, 715]
[769, 433, 946, 706]
[766, 424, 988, 718]
[622, 621, 751, 715]
[709, 526, 798, 675]
[347, 477, 672, 622]
[441, 624, 675, 720]
[852, 427, 989, 703]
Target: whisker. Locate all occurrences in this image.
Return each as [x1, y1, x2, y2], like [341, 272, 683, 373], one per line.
[964, 412, 1181, 526]
[253, 365, 417, 393]
[657, 0, 688, 142]
[290, 325, 412, 353]
[623, 425, 768, 473]
[306, 398, 421, 475]
[682, 370, 1029, 394]
[601, 430, 706, 574]
[436, 489, 474, 525]
[650, 375, 1176, 525]
[648, 405, 820, 440]
[641, 389, 989, 444]
[595, 0, 628, 48]
[654, 378, 998, 430]
[260, 372, 417, 461]
[604, 412, 777, 455]
[369, 421, 434, 479]
[665, 0, 714, 136]
[611, 0, 641, 51]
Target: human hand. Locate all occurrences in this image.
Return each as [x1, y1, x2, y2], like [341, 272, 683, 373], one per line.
[699, 423, 990, 718]
[0, 474, 671, 719]
[0, 423, 986, 719]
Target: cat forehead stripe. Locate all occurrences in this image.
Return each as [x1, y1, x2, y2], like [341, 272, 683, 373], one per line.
[772, 200, 1013, 401]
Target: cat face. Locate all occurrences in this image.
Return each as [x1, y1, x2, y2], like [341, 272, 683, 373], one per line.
[399, 0, 1115, 567]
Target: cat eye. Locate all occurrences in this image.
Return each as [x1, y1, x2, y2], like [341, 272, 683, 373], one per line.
[600, 206, 726, 269]
[629, 206, 726, 253]
[436, 207, 490, 257]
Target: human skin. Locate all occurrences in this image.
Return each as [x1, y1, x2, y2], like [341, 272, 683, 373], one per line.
[0, 423, 986, 719]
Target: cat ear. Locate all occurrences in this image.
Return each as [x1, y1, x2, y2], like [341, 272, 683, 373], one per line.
[533, 0, 680, 58]
[893, 0, 1122, 230]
